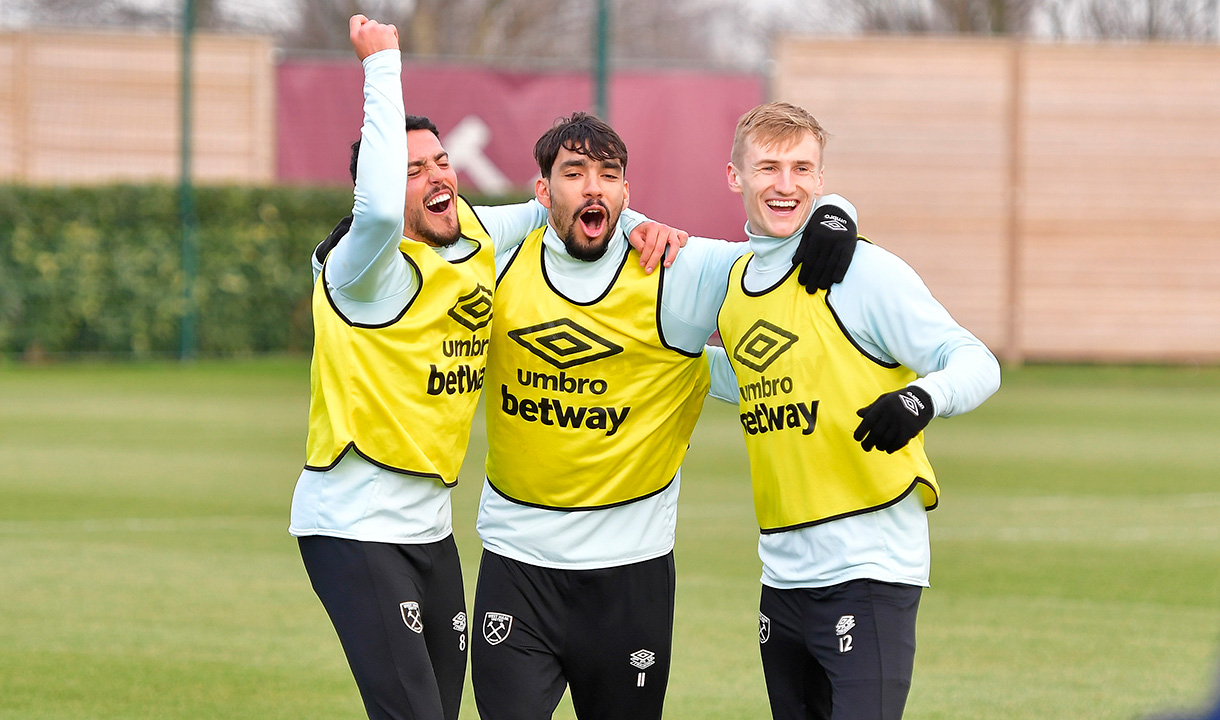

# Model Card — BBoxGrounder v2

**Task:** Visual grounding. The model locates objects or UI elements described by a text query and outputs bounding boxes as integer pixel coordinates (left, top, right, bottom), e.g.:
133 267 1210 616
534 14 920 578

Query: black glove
853 385 933 453
793 204 857 293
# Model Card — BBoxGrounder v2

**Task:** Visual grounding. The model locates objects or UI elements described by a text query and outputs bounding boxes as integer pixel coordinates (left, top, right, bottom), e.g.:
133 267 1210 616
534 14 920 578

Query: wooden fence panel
1020 43 1220 361
773 38 1014 356
774 36 1220 364
0 30 273 185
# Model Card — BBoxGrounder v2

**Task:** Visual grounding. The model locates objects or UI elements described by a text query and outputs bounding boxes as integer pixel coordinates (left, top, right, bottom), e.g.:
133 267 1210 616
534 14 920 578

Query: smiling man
710 102 1001 720
469 112 859 720
289 18 692 720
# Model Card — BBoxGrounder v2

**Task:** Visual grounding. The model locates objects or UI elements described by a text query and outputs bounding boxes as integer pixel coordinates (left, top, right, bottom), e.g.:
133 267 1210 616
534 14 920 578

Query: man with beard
471 112 860 720
290 18 687 720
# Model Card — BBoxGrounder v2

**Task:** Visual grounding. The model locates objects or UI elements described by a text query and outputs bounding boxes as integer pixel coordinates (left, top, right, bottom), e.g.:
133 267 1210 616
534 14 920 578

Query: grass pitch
0 359 1217 719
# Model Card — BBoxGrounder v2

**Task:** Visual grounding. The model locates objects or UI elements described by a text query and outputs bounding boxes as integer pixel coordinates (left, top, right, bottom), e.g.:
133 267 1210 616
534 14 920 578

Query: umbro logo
448 284 493 331
835 615 855 636
732 319 798 373
759 613 771 644
899 390 925 416
508 318 623 370
820 214 849 232
629 649 656 670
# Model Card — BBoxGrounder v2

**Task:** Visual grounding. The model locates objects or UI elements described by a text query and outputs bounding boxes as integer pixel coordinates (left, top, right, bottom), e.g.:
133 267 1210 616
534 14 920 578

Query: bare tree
828 0 1038 34
277 0 735 68
1039 0 1219 40
5 0 228 31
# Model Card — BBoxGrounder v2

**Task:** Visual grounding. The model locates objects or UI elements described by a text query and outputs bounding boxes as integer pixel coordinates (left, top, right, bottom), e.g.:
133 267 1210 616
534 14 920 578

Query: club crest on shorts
400 601 423 634
482 611 513 645
759 612 771 644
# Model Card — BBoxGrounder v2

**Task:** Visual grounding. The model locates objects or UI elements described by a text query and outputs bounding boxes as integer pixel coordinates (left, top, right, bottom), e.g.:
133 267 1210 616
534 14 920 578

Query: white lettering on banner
443 116 512 195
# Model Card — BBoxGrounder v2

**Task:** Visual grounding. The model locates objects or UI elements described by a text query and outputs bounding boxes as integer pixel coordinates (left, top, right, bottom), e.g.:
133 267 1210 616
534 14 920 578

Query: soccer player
709 101 1002 720
469 112 859 720
290 17 685 720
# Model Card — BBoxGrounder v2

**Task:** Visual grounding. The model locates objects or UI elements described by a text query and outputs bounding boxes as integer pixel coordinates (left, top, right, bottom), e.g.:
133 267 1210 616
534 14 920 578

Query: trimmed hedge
0 185 516 359
0 184 353 358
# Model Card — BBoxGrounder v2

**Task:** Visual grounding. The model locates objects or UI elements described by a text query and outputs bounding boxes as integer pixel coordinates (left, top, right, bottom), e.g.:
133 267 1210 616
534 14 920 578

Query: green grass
1 360 1217 719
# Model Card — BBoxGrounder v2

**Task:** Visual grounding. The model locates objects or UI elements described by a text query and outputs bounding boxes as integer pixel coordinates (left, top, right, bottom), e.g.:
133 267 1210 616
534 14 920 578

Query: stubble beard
407 208 461 248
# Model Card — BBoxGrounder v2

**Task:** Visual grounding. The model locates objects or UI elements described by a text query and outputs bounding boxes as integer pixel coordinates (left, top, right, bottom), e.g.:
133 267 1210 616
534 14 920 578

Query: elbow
984 356 1002 399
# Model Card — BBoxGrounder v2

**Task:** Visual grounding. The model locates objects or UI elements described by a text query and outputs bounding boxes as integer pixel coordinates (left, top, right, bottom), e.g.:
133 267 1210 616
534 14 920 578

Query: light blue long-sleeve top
705 211 1001 589
289 49 653 545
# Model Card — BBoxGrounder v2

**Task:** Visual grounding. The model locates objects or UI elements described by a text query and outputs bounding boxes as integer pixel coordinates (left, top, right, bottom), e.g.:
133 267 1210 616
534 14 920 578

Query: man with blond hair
708 101 1001 719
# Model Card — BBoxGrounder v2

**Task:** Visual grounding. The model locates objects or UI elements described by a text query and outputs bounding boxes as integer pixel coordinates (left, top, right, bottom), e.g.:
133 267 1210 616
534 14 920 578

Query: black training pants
471 549 676 720
759 579 921 720
299 535 468 720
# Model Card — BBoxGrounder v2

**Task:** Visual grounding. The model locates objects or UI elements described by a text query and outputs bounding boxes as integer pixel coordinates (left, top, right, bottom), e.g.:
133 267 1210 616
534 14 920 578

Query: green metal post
179 0 199 360
594 0 610 120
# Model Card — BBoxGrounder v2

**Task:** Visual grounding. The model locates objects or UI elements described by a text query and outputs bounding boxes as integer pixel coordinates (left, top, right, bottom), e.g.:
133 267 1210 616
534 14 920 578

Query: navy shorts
759 579 921 720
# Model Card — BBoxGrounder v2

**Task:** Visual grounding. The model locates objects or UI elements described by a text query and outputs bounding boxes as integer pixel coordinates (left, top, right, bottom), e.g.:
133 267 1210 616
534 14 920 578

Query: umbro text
516 369 608 395
738 375 794 402
442 336 490 358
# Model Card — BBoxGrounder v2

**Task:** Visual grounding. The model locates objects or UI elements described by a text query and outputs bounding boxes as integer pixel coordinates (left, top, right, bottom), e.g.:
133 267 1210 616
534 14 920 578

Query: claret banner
277 59 763 243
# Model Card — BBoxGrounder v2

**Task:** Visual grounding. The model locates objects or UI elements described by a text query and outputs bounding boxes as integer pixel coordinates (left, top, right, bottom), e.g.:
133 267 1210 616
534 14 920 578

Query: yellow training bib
484 228 710 509
305 198 494 486
717 253 938 532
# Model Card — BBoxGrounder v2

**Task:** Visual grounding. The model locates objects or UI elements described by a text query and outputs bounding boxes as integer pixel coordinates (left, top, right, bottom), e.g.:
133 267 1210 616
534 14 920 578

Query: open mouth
577 204 607 237
766 198 798 214
425 190 453 215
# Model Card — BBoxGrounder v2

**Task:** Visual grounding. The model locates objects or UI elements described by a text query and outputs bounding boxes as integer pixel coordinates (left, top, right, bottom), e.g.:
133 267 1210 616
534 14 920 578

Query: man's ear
726 162 742 195
623 179 630 209
535 177 552 209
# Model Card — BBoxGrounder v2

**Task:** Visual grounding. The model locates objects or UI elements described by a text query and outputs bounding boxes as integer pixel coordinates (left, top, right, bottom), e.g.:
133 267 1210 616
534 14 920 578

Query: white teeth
767 199 797 209
426 192 451 208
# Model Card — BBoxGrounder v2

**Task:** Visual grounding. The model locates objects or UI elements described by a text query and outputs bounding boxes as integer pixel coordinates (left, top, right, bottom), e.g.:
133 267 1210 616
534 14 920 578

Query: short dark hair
533 112 628 179
347 114 441 184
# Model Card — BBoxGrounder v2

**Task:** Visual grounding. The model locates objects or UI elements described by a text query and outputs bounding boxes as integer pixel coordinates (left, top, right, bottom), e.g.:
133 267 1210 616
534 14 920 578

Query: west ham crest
400 601 423 634
483 611 514 645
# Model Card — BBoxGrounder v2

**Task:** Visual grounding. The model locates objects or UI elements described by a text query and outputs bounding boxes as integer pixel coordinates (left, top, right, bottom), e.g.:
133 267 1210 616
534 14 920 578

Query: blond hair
730 102 828 169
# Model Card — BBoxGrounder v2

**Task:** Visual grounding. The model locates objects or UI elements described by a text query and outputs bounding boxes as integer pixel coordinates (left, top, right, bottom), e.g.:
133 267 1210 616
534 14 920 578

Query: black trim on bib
486 473 677 511
740 254 799 298
496 243 524 286
458 194 493 237
655 262 706 359
823 289 902 370
322 251 423 329
758 477 937 535
539 238 632 306
445 238 482 265
303 441 451 486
